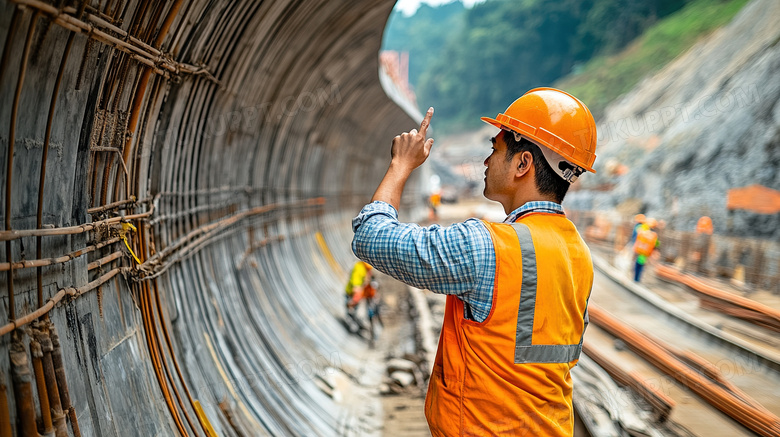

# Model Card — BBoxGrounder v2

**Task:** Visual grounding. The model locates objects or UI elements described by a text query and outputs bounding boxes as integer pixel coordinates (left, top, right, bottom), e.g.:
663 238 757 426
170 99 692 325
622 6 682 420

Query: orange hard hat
634 214 646 223
696 216 713 234
481 88 598 180
646 218 658 229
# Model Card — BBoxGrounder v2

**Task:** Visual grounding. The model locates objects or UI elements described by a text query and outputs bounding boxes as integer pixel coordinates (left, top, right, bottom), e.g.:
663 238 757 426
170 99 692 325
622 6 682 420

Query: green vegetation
382 0 748 131
556 0 749 119
382 2 467 90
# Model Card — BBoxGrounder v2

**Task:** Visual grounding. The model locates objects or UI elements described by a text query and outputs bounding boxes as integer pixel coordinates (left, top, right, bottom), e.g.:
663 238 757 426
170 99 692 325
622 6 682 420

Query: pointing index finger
419 107 434 136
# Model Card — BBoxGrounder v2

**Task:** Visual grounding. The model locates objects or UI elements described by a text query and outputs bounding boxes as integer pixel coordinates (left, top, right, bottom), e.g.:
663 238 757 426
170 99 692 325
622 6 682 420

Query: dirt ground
372 272 432 436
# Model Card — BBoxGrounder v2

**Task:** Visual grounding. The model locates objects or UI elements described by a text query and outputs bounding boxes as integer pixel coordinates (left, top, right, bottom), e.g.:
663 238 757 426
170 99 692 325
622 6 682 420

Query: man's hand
370 108 435 210
391 107 435 173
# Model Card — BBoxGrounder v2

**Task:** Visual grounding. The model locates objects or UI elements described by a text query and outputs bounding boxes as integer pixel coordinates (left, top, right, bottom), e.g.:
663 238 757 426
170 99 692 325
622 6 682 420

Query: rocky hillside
567 0 780 239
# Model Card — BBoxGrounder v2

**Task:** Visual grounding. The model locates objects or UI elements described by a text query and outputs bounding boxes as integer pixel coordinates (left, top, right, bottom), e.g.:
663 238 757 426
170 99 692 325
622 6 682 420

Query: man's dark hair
502 131 569 203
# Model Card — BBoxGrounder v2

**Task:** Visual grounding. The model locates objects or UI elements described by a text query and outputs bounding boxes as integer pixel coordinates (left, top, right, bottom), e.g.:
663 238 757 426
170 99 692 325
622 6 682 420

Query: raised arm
371 107 434 210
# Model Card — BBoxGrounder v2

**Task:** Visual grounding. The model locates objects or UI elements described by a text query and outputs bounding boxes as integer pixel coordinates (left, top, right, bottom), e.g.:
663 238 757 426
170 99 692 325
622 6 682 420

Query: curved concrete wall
0 0 414 435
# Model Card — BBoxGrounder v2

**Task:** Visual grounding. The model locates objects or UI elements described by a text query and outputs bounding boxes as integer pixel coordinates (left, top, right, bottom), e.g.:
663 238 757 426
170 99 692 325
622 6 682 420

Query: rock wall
570 0 780 239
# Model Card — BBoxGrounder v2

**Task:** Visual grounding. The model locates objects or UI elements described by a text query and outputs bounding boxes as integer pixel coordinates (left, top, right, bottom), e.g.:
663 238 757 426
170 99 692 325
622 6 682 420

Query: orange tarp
726 184 780 214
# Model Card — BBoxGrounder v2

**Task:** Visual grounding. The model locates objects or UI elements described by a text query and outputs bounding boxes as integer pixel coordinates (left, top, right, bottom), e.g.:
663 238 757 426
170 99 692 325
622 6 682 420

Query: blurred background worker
352 88 597 436
631 213 647 243
693 215 714 273
633 218 660 282
345 261 374 333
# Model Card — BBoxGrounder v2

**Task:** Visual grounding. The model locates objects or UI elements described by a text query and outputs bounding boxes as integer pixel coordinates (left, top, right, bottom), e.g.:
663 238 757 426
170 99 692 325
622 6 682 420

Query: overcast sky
394 0 487 16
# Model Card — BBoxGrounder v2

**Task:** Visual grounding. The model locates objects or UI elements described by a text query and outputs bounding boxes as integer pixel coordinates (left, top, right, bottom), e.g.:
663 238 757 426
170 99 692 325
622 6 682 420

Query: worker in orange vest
633 218 659 282
352 88 596 436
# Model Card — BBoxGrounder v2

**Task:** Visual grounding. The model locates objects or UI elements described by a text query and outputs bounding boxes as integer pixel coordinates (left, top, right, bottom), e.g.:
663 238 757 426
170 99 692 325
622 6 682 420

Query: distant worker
633 218 659 282
696 216 714 235
428 190 442 221
630 213 646 243
353 88 597 436
345 261 373 332
693 216 713 273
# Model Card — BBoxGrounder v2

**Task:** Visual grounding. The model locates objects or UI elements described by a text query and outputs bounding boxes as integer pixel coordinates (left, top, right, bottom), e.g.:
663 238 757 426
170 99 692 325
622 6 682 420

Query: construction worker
693 216 713 273
630 213 646 243
633 218 659 282
345 261 373 333
352 88 596 436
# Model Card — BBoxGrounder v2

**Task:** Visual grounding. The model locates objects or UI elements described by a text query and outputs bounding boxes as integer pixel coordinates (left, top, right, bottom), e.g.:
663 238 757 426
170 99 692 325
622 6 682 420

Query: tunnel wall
0 0 416 435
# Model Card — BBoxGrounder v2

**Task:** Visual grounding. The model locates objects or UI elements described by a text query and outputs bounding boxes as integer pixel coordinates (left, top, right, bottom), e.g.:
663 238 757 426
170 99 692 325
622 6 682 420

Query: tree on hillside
406 0 688 131
382 2 467 90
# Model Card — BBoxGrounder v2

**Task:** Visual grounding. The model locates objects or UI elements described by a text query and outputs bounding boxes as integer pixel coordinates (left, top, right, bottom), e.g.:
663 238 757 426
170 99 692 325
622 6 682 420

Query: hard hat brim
480 116 597 174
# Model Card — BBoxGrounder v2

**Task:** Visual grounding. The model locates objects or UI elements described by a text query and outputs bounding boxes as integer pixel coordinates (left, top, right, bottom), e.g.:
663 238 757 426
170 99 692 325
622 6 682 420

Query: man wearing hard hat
352 88 596 436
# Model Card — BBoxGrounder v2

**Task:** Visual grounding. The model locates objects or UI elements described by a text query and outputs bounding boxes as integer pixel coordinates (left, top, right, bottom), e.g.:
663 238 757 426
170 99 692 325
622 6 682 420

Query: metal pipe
30 337 54 434
10 336 38 436
50 328 80 437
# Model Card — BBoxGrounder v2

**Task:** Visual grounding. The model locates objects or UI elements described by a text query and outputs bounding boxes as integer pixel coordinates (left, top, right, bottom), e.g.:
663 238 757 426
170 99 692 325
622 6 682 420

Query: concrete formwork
0 0 415 435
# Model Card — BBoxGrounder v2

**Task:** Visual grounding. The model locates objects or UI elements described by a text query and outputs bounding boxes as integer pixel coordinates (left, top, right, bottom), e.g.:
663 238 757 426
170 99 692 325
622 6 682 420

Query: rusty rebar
30 336 54 434
0 6 21 85
87 196 140 214
0 236 122 272
8 0 217 80
10 336 38 436
37 329 62 412
0 268 127 336
6 9 42 326
35 328 67 437
121 0 185 180
37 0 90 314
0 370 11 437
50 328 80 437
153 279 209 435
0 205 153 241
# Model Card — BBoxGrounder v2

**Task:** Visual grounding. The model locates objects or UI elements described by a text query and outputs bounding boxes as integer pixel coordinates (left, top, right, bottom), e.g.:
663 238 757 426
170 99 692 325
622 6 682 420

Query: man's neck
503 194 557 215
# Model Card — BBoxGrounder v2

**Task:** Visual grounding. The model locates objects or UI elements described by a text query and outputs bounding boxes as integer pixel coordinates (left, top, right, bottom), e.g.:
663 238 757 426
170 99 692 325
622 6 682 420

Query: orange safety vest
633 229 658 257
425 213 593 436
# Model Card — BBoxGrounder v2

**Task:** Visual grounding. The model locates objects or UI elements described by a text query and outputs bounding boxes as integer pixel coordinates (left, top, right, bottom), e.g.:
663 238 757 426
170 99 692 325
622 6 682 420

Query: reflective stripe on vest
512 223 586 364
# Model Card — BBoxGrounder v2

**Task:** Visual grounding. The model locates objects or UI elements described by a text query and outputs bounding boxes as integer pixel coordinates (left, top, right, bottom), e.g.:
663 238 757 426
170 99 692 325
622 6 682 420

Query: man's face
483 131 515 203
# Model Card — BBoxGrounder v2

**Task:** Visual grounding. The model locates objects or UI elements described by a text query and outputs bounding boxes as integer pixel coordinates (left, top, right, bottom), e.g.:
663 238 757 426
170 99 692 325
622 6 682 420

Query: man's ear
515 151 533 178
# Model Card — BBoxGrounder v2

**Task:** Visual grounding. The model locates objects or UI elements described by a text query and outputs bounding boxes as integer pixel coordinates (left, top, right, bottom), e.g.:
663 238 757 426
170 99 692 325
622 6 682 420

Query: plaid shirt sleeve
351 201 496 321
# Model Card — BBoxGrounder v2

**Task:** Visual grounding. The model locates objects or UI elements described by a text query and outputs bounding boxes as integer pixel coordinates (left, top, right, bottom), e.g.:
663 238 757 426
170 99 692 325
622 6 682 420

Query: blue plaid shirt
351 200 565 322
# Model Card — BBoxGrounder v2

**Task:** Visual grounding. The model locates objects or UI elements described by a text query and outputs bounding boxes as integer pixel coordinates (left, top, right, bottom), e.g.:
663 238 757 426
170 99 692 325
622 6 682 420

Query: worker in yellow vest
352 88 597 436
345 261 373 333
633 218 659 282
